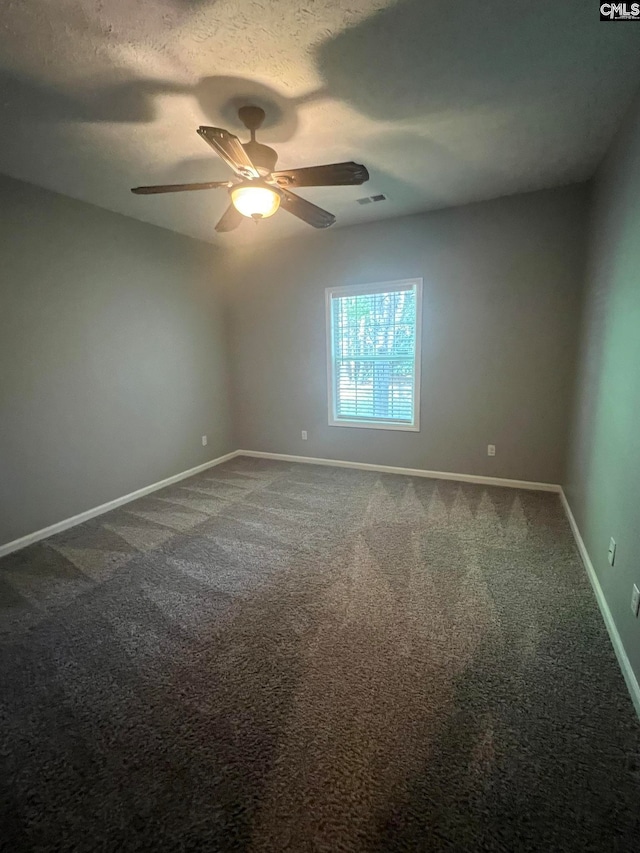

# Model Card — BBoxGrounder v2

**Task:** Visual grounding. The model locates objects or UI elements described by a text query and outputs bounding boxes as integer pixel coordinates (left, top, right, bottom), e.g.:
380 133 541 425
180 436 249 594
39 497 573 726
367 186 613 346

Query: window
325 278 422 431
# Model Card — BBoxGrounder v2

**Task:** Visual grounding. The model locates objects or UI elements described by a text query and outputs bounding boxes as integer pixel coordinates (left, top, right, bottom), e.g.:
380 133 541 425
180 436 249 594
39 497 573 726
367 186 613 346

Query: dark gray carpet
1 457 639 852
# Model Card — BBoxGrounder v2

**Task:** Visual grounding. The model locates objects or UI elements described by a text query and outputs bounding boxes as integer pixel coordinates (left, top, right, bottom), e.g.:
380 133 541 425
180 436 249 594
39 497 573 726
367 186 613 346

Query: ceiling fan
131 106 369 233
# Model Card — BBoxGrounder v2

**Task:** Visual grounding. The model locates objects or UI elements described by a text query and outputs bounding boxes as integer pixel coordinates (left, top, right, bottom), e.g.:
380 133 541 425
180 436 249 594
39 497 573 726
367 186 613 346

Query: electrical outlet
631 585 640 618
201 435 207 447
301 430 308 441
487 444 496 457
608 537 616 567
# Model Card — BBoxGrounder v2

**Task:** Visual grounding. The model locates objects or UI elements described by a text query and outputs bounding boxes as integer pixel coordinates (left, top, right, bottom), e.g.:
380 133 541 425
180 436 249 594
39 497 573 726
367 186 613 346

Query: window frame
325 278 423 432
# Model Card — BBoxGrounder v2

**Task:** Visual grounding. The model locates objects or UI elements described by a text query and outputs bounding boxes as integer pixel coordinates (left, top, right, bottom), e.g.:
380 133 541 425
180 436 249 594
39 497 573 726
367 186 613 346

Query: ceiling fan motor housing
242 140 278 175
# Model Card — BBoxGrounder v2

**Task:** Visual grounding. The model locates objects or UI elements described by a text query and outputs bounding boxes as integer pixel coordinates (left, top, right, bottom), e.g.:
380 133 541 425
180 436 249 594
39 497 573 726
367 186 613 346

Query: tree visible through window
326 279 422 430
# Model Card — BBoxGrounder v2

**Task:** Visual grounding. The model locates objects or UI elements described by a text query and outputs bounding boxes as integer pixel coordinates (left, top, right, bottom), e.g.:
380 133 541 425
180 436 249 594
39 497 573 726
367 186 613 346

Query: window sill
328 419 420 432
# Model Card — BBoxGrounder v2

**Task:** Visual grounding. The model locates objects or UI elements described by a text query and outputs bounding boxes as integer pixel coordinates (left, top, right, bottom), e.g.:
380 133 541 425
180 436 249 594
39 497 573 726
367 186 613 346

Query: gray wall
226 185 588 483
0 174 232 547
565 94 640 685
0 175 594 550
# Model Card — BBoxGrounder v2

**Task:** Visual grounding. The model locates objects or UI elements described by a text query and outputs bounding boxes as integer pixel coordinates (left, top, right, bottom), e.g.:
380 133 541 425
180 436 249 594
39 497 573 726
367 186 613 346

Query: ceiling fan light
230 183 280 219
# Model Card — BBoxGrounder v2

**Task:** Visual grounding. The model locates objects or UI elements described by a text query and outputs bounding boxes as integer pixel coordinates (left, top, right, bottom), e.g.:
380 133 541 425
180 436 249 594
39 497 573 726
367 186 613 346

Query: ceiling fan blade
272 161 369 188
197 126 260 179
215 203 244 233
279 190 336 229
131 181 231 195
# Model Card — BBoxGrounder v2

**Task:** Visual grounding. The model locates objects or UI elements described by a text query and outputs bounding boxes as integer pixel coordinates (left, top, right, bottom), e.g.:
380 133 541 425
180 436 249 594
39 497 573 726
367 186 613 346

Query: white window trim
325 278 422 432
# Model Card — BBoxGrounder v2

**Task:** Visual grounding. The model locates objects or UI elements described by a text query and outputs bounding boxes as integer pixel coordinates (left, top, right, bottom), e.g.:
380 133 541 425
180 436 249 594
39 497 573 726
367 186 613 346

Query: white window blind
326 279 422 430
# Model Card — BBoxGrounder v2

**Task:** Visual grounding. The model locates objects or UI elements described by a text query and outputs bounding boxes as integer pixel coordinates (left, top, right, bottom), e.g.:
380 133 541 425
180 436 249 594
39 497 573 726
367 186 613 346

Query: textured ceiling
1 0 639 247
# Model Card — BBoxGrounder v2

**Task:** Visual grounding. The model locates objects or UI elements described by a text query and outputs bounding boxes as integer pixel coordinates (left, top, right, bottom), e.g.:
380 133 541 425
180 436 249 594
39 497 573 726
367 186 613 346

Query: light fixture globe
230 181 280 220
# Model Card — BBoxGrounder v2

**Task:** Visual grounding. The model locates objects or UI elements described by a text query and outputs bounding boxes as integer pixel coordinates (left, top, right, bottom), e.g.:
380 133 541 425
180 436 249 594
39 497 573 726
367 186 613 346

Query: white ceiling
1 0 639 247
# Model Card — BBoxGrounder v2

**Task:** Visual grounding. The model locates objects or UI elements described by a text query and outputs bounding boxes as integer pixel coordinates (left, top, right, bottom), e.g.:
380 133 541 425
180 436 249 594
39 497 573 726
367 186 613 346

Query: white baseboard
559 489 640 720
237 450 561 493
0 450 240 559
